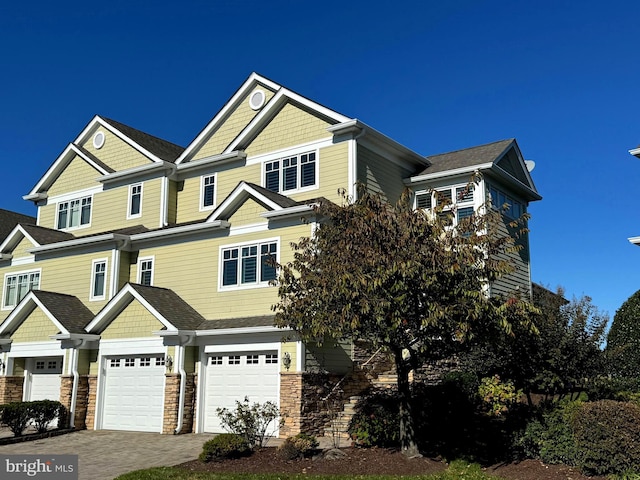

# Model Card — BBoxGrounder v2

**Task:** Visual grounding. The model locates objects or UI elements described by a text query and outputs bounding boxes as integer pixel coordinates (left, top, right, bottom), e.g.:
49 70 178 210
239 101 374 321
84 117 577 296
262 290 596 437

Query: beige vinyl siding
357 145 412 204
11 237 36 260
78 349 98 376
99 300 164 339
175 174 205 224
217 163 262 202
245 103 332 158
194 86 276 160
228 199 268 227
11 309 60 342
167 180 178 224
47 155 102 198
80 126 154 172
133 223 311 319
314 142 349 203
92 179 163 231
305 339 353 374
490 215 531 299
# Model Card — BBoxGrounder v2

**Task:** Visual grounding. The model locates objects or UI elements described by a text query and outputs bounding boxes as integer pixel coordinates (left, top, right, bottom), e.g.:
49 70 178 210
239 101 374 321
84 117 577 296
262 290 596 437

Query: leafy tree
273 184 536 456
606 289 640 378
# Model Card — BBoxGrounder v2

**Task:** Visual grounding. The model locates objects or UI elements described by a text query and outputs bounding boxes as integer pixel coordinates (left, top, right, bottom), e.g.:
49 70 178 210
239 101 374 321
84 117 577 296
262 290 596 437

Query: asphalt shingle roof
31 290 95 334
418 139 514 175
21 224 75 245
128 283 205 330
0 209 36 243
100 117 185 163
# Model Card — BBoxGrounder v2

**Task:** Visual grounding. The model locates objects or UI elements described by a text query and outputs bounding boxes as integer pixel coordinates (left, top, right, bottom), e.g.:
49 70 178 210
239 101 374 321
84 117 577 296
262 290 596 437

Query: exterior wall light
282 352 291 371
165 355 173 372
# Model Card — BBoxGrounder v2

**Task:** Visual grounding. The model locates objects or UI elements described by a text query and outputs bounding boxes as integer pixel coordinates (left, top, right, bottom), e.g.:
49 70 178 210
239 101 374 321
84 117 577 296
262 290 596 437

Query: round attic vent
93 131 106 149
249 89 266 110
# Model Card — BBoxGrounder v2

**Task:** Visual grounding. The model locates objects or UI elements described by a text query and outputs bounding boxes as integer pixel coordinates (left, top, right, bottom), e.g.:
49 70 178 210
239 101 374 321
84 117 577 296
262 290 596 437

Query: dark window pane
223 259 238 286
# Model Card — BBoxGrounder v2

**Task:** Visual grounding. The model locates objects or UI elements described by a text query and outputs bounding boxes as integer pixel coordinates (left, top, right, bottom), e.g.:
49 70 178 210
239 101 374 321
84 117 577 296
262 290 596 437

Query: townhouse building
0 73 540 436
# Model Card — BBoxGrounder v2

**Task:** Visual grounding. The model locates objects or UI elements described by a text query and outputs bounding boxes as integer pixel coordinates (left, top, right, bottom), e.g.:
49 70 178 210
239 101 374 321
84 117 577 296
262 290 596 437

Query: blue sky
1 0 638 324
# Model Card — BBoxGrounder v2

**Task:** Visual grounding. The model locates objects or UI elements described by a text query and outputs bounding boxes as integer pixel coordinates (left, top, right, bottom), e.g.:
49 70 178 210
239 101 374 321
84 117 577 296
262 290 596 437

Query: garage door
29 357 62 401
204 351 279 433
101 355 165 432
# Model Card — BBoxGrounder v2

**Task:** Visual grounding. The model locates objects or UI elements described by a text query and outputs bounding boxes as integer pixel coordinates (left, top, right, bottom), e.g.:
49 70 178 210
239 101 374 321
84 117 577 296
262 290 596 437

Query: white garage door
29 357 62 401
204 351 279 433
102 355 165 432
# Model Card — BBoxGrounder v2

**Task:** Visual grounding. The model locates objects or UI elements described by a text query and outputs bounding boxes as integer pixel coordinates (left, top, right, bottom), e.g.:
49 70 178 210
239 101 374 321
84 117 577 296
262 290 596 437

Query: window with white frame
201 174 216 209
488 185 525 219
90 259 107 300
3 270 40 309
220 240 278 289
128 183 142 218
264 151 317 193
415 184 476 227
57 196 92 230
138 257 154 286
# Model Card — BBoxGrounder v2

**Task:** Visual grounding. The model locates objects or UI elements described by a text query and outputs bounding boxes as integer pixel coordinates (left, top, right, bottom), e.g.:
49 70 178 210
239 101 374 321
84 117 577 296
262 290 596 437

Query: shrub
278 433 319 460
478 375 522 417
572 400 640 476
216 397 281 448
0 402 32 436
199 433 251 462
29 400 65 433
347 390 399 447
586 376 640 401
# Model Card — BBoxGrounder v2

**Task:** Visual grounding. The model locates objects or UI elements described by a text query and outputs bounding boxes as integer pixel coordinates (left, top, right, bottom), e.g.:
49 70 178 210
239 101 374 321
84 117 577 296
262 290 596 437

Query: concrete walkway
0 430 215 480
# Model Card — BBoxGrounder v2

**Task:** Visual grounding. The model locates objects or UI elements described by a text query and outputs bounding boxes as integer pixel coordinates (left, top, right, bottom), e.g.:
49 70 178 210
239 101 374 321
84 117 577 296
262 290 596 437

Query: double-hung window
3 270 40 309
57 196 92 230
128 183 142 218
201 174 216 209
220 240 278 289
91 259 107 300
138 257 154 286
264 151 317 193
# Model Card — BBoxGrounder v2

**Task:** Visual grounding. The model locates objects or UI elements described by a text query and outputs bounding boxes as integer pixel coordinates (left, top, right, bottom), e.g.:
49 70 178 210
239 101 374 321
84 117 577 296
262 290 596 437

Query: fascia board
406 163 494 184
129 221 230 243
195 326 287 336
176 73 281 164
28 233 129 255
85 286 133 333
628 236 640 246
95 116 166 164
176 151 247 175
208 182 283 221
0 254 12 261
70 144 111 175
260 204 315 219
629 147 640 157
50 333 101 341
0 225 40 254
0 293 68 336
97 161 176 184
489 164 542 201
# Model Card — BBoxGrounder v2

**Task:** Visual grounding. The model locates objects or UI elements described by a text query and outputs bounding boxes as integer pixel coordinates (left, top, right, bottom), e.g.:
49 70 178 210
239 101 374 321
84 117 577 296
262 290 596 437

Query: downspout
69 340 86 429
174 334 194 434
161 164 178 228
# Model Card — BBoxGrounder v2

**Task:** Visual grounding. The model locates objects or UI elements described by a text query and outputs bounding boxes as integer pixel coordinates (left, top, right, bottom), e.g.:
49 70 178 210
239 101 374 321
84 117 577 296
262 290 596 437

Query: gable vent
249 89 266 110
93 131 106 149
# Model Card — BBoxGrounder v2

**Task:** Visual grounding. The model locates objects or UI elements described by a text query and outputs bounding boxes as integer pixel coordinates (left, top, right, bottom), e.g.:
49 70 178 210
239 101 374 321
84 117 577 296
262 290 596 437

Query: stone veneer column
279 372 303 438
59 375 73 428
162 373 196 434
0 376 24 404
84 375 98 430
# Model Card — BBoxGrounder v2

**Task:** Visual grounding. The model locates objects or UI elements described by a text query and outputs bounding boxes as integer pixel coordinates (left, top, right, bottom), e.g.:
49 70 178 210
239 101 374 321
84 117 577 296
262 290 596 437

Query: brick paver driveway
0 430 215 480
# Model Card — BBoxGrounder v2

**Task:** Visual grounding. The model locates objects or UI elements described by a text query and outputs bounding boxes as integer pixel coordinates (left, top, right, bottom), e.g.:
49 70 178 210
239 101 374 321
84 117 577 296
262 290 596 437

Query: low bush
347 390 399 447
29 400 65 433
278 433 319 460
199 433 251 462
0 402 32 436
216 397 281 448
572 400 640 476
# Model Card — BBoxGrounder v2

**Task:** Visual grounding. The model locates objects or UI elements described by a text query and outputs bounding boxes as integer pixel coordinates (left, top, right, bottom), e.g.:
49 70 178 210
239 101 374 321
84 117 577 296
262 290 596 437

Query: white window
266 354 278 364
415 184 476 227
124 358 135 367
201 174 216 210
128 183 143 218
90 259 107 301
220 240 278 289
140 357 151 367
155 356 165 367
3 270 40 309
110 358 121 368
57 196 92 230
264 151 317 193
210 356 223 366
228 355 241 365
489 186 525 219
138 257 154 286
246 354 259 365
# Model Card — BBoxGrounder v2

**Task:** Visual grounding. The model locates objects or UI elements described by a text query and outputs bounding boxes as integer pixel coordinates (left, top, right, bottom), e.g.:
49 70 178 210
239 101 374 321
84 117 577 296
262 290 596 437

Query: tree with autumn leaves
273 183 537 457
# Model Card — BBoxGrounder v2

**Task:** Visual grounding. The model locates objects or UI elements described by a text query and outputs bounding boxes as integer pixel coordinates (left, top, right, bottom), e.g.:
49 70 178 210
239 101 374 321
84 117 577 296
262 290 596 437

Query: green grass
114 460 501 480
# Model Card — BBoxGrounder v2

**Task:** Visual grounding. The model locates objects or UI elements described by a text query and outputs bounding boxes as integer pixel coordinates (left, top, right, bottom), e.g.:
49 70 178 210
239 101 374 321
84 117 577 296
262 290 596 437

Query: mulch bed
179 447 608 479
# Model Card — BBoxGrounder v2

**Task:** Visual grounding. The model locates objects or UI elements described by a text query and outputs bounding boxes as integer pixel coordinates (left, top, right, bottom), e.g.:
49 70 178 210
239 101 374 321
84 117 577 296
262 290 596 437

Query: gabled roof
410 139 541 201
207 181 317 222
0 224 73 257
0 209 36 243
177 72 351 164
86 283 205 334
0 290 94 337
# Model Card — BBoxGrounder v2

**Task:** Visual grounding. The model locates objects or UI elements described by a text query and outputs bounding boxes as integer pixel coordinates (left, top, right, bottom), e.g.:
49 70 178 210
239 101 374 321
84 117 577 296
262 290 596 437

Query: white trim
129 220 230 243
199 173 217 212
260 204 315 219
195 326 285 337
5 341 63 358
47 186 102 204
110 249 119 299
177 152 247 173
29 233 129 255
203 341 280 353
207 182 283 222
218 237 280 292
0 225 40 255
629 236 640 245
348 138 357 200
630 147 640 157
249 89 266 110
137 255 155 286
90 258 108 301
10 257 35 266
127 182 143 219
54 193 94 232
407 163 495 184
229 222 269 236
261 148 320 196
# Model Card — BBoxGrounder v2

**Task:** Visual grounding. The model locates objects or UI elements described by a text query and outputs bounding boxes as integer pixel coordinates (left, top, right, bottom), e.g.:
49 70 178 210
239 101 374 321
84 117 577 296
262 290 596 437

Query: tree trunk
394 350 421 457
